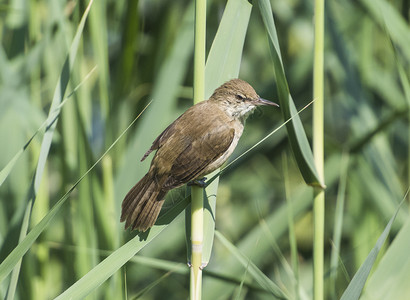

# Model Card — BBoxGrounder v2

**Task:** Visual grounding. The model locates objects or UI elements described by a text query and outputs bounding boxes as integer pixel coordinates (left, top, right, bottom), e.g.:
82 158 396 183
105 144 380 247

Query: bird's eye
236 94 245 100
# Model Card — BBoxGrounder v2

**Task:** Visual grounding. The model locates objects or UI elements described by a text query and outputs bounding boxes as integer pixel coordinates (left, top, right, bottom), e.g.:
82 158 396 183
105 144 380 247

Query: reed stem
313 0 325 299
190 0 206 298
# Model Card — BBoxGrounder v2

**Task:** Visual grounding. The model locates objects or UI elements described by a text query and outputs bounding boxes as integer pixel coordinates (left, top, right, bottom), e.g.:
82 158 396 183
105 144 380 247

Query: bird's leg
187 177 207 188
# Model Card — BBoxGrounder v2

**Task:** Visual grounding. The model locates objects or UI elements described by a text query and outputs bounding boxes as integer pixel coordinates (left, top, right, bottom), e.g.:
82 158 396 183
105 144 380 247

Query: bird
121 79 279 231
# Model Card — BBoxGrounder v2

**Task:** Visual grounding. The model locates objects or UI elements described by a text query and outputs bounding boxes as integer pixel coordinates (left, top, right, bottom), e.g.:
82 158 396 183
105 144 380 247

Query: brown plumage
121 79 278 231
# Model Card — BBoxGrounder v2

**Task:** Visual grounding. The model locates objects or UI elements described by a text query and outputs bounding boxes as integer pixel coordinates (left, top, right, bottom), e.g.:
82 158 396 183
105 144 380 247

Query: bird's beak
256 97 279 107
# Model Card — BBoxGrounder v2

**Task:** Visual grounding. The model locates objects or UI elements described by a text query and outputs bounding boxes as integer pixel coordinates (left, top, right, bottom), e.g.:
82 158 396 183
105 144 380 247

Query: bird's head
210 79 279 121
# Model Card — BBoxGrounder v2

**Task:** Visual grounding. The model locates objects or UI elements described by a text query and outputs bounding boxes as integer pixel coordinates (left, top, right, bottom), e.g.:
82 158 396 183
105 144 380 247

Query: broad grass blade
360 219 410 300
215 231 288 299
340 197 406 300
204 0 252 97
257 0 323 188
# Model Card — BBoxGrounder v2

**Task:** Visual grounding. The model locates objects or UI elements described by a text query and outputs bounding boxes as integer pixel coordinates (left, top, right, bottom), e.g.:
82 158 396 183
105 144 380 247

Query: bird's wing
163 125 235 189
141 122 178 162
141 101 211 162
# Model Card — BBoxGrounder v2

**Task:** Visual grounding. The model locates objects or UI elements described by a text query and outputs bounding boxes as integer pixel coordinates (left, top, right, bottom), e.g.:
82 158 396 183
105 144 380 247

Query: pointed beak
256 97 279 107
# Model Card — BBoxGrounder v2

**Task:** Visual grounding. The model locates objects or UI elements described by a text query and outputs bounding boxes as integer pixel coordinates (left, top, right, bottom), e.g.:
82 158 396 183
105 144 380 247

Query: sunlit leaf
257 0 323 188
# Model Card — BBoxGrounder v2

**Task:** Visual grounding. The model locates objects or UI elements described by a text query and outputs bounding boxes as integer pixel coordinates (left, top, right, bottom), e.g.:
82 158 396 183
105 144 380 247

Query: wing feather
144 101 237 189
164 126 235 188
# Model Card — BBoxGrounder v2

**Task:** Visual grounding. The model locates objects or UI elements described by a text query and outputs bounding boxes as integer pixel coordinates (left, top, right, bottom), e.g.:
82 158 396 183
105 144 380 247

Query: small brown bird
121 79 278 231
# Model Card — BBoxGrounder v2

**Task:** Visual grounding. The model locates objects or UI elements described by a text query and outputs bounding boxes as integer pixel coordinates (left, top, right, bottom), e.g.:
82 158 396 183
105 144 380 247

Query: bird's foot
187 177 207 188
187 261 208 270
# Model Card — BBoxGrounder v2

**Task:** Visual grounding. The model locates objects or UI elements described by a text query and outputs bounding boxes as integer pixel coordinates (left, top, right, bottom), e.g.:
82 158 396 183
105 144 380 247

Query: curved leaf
257 0 324 188
340 197 406 300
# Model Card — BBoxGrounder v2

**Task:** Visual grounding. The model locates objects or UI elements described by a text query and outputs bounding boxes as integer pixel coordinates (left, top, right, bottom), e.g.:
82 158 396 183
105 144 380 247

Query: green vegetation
0 0 409 299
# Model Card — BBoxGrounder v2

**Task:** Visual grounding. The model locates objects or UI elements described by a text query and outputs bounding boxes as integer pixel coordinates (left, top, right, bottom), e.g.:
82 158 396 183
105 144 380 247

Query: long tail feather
121 174 167 231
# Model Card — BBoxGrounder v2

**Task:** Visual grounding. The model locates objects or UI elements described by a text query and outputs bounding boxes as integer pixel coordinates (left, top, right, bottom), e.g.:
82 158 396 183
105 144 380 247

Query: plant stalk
313 0 325 299
190 187 204 300
190 0 206 298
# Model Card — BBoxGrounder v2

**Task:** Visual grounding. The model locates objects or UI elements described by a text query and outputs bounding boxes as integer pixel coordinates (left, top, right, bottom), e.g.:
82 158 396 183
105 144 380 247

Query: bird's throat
222 102 256 123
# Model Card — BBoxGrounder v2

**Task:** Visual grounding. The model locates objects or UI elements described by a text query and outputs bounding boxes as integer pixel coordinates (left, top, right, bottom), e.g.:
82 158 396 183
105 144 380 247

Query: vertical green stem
193 0 206 105
313 0 325 299
190 0 206 299
190 187 204 299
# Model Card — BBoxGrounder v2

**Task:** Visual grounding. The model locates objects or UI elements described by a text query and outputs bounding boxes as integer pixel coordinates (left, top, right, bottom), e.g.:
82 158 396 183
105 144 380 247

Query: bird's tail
121 173 167 231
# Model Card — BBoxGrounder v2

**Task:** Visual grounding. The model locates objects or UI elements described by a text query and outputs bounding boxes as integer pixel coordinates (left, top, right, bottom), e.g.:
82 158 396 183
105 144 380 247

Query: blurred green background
0 0 409 299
